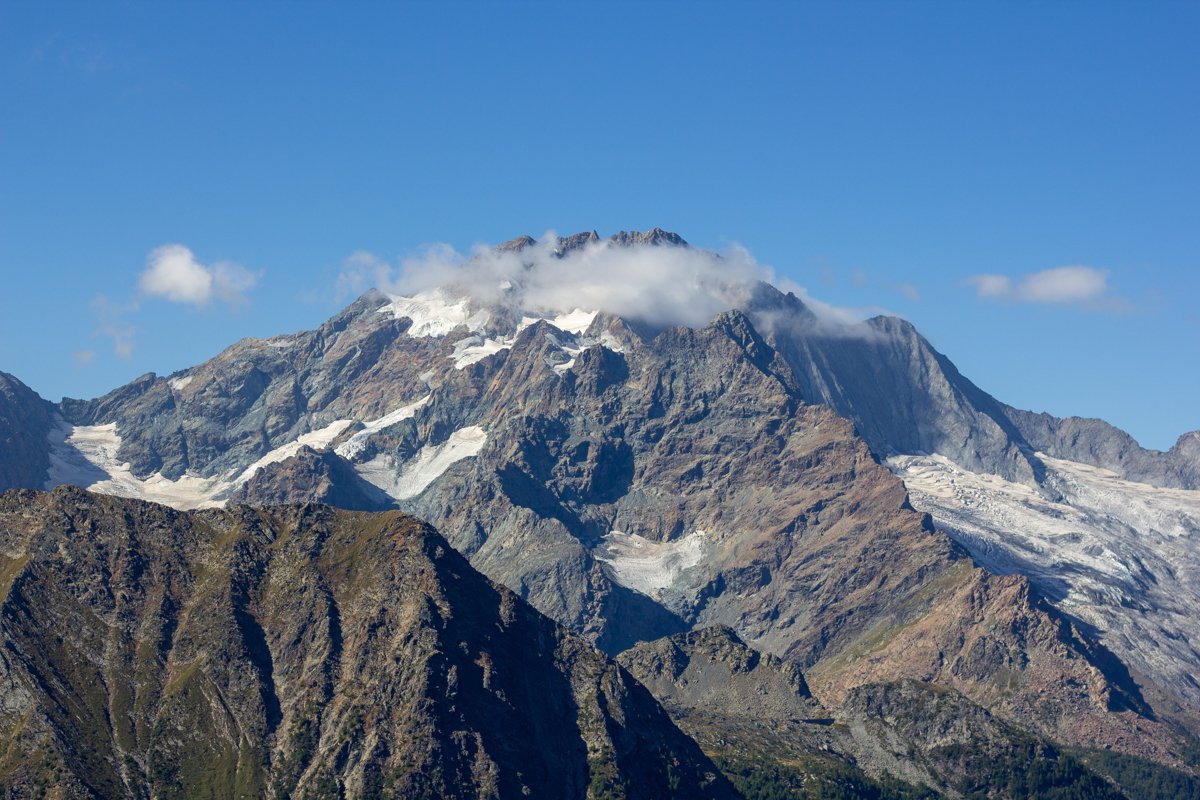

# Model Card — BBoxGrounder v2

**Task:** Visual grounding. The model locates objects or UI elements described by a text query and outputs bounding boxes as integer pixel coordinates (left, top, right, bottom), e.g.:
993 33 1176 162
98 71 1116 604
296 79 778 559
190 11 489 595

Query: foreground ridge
0 487 737 799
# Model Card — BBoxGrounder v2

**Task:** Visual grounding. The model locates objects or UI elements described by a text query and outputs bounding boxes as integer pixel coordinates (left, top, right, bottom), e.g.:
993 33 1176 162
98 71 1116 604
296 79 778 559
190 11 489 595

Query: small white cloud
963 274 1012 298
891 282 920 302
963 265 1127 311
73 349 96 368
138 244 257 307
1016 265 1109 303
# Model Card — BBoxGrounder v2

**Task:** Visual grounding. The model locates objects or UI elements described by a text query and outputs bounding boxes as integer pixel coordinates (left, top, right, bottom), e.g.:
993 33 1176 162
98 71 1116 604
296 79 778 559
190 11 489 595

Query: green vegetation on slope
932 737 1124 800
713 750 936 800
1068 747 1200 800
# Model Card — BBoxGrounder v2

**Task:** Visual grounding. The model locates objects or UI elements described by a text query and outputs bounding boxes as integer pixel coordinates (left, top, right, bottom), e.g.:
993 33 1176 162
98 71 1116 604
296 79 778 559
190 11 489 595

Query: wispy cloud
138 244 257 307
890 282 920 302
73 349 96 369
90 296 138 359
962 265 1129 311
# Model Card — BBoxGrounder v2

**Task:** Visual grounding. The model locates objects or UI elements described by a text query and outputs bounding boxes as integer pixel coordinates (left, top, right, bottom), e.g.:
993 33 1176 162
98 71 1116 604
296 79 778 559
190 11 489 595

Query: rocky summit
1 228 1199 797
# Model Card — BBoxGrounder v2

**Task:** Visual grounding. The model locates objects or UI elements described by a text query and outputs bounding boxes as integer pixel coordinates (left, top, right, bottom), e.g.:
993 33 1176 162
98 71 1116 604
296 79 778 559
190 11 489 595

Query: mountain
0 486 737 799
617 627 1139 800
4 228 1199 770
0 371 55 494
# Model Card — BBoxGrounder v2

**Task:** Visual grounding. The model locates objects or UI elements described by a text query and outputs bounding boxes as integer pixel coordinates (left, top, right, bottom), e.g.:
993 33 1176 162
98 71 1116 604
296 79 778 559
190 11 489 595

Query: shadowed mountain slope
0 371 54 494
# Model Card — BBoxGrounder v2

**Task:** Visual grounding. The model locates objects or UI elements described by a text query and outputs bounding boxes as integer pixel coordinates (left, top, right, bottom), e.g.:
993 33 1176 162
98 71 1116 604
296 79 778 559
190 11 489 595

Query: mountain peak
494 228 689 258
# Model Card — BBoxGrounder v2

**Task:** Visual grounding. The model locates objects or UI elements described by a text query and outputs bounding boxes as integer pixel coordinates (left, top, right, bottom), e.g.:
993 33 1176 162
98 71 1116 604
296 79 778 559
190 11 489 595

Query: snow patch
549 308 597 334
594 530 707 596
450 336 511 369
379 289 487 338
167 375 193 391
334 395 431 460
45 419 234 510
355 426 487 500
599 330 625 353
236 419 355 483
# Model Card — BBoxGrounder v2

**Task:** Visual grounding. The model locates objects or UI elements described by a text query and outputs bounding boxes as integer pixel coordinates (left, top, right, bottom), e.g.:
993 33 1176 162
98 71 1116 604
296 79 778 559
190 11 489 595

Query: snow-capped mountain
2 228 1198 769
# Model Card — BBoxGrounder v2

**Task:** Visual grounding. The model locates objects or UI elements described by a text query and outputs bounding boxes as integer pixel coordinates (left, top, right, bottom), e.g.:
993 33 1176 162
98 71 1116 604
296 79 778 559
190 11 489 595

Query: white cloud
891 282 920 302
343 232 896 338
963 265 1127 310
356 233 772 331
138 244 257 307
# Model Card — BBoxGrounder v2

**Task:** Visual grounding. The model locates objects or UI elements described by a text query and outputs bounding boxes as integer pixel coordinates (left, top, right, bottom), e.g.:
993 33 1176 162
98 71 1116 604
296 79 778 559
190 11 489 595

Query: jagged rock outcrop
0 486 737 799
0 370 53 493
617 626 822 723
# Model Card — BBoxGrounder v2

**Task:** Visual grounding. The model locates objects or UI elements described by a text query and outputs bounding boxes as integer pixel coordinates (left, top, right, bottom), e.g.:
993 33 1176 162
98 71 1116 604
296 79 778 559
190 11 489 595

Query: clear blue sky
2 1 1197 451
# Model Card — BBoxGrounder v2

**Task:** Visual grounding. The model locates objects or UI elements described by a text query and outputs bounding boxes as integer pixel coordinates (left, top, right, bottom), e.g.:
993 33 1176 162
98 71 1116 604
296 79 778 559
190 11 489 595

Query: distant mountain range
2 229 1198 798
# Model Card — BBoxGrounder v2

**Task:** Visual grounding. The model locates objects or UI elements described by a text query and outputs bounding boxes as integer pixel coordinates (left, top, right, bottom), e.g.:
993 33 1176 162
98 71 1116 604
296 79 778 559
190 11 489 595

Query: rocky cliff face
0 371 53 493
0 486 736 800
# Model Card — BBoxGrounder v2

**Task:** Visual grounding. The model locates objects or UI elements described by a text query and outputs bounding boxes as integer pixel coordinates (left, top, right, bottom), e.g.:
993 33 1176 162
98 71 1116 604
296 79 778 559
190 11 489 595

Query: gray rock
0 370 54 493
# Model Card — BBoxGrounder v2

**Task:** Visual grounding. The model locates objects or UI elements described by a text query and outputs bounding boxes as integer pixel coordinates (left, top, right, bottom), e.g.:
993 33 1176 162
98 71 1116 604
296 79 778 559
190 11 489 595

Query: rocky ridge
618 628 1133 799
0 486 737 799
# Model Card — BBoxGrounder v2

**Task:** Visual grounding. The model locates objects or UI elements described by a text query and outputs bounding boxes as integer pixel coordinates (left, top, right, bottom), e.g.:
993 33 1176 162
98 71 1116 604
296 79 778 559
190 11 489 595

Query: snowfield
890 452 1200 707
355 425 487 500
42 394 478 510
379 289 490 337
380 290 617 371
335 395 431 460
45 419 233 509
593 530 708 596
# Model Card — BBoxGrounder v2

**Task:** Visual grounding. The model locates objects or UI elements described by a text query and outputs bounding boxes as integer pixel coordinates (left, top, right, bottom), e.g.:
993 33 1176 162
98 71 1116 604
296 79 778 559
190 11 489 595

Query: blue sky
1 1 1196 451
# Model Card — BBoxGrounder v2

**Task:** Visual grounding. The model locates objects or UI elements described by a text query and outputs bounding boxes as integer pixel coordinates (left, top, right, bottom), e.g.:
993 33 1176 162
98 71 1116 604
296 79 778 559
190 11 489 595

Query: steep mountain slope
0 371 54 494
744 286 1047 487
0 486 736 800
890 452 1200 712
618 628 1131 799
